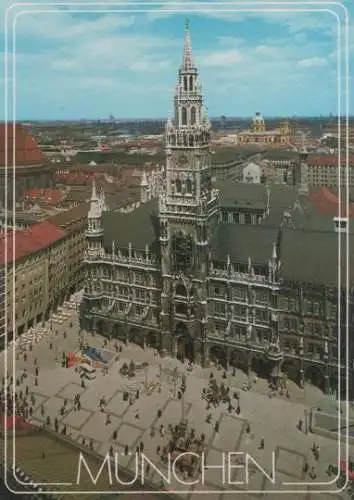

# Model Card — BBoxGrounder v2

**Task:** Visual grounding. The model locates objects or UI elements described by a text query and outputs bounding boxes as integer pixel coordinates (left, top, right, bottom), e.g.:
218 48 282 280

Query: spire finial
182 18 193 69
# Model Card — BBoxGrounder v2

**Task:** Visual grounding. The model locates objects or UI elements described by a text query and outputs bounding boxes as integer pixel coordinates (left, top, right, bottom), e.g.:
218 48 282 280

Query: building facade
238 113 293 145
81 25 352 398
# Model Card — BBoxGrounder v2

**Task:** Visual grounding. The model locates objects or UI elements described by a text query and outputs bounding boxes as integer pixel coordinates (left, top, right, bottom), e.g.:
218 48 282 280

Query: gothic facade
81 25 352 399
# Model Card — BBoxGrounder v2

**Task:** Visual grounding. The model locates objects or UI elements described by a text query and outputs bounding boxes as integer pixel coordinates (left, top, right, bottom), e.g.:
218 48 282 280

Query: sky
1 0 353 120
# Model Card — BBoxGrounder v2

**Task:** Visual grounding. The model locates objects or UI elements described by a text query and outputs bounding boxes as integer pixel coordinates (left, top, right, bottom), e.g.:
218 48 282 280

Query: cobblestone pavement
1 303 352 500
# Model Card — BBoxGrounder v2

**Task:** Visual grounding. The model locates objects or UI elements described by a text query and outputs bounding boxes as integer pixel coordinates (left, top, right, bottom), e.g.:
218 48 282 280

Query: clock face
179 154 188 165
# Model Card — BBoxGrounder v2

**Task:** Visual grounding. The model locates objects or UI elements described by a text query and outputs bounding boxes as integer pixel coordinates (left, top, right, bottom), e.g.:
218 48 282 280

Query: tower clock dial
178 154 188 165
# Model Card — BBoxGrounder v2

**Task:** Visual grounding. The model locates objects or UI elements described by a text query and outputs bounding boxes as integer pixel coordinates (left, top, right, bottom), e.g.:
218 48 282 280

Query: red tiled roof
0 123 45 166
22 188 63 203
307 155 354 167
0 221 66 265
311 187 354 218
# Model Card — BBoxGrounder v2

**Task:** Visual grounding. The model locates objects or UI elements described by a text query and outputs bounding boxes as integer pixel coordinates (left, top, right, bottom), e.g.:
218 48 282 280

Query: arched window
171 134 176 146
175 178 182 193
190 107 196 125
189 76 193 91
185 178 192 194
183 77 188 91
189 135 194 147
181 107 187 125
183 135 188 146
176 284 187 297
176 303 188 315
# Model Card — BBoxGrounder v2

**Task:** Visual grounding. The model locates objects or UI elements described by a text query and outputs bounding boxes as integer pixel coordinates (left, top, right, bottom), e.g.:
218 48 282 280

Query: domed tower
250 112 266 132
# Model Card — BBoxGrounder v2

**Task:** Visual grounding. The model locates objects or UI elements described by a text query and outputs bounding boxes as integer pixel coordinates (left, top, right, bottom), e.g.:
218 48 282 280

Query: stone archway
129 327 145 347
175 322 194 362
304 364 325 392
96 319 108 335
209 345 227 368
147 331 159 349
112 323 126 342
280 358 301 385
252 356 273 380
230 350 249 374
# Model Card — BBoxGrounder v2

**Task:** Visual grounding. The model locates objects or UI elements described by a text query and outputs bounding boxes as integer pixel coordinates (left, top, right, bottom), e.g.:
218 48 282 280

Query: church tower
158 21 218 362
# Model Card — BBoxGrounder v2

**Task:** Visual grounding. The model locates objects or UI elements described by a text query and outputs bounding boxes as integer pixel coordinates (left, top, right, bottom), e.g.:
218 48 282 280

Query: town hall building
81 24 353 399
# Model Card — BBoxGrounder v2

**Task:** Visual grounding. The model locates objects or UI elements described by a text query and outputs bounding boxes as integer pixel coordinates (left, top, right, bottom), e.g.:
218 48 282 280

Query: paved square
276 447 306 479
106 391 130 417
61 408 92 430
80 412 122 441
116 423 142 448
212 414 245 451
38 396 64 418
58 382 85 400
3 305 353 499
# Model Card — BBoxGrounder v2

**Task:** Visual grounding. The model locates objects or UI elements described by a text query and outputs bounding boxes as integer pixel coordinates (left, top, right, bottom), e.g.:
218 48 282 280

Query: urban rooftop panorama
0 4 353 500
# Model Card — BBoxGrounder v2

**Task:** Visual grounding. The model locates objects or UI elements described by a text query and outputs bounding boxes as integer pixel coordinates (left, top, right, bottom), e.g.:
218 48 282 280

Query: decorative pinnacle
182 18 193 69
91 178 97 200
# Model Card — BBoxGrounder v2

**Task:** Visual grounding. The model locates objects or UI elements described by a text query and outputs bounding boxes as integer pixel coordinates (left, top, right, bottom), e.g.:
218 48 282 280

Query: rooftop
0 221 66 265
0 124 45 166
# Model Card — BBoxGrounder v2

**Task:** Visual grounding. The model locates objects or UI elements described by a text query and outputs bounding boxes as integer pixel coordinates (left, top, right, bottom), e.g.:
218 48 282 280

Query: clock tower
158 21 218 363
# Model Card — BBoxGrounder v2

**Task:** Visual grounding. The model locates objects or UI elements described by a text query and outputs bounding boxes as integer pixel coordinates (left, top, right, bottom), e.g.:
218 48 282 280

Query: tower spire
182 18 193 69
91 178 98 201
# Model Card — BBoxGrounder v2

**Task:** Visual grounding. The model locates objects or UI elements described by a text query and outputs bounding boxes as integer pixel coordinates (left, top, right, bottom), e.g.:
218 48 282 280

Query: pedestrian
23 353 27 362
298 419 303 431
157 409 162 418
259 438 264 449
236 405 240 415
214 421 219 433
136 390 139 399
156 445 161 455
303 461 309 473
25 385 29 396
49 342 52 350
140 441 144 452
124 444 129 455
246 424 250 434
35 367 39 378
135 410 139 420
109 445 114 456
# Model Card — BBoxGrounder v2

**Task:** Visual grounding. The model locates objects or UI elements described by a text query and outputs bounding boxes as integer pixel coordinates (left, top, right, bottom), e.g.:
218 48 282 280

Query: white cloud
199 49 242 67
298 57 328 68
14 12 135 39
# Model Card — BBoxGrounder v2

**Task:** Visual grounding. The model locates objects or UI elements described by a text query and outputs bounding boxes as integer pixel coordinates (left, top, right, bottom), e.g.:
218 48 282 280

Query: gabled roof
0 123 45 166
0 221 66 265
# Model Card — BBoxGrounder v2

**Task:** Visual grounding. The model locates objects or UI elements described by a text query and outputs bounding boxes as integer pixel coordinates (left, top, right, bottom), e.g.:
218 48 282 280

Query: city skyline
1 1 352 121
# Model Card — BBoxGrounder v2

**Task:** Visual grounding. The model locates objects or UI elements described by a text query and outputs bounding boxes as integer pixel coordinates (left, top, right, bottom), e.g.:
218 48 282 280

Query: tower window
176 284 187 297
183 135 188 146
183 77 188 92
175 178 182 193
185 178 192 194
189 76 193 91
181 107 187 125
189 135 194 147
190 107 196 125
171 134 176 146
